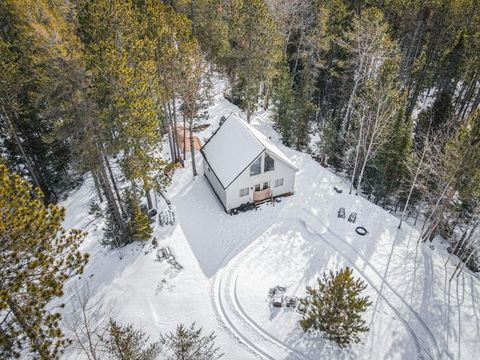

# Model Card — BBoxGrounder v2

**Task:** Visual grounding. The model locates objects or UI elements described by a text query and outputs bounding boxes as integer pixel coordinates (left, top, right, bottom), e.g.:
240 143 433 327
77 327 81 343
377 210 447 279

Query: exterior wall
203 159 227 210
225 151 296 211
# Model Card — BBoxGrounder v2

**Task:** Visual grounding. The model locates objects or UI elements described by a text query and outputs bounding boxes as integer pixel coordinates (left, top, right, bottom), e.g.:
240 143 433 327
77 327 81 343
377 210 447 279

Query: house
200 115 298 212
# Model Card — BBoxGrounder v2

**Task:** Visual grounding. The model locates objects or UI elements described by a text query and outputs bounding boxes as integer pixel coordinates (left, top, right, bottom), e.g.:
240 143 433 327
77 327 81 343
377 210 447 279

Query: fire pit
355 226 368 236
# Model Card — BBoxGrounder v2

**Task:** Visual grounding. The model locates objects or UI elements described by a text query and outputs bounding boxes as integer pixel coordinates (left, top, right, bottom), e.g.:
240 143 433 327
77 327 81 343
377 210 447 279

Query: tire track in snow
231 276 311 360
221 214 429 360
213 266 275 360
300 210 441 359
211 221 285 360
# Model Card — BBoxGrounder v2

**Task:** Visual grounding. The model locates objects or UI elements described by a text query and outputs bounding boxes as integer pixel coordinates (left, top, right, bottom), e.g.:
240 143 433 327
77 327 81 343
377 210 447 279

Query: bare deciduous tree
63 282 113 360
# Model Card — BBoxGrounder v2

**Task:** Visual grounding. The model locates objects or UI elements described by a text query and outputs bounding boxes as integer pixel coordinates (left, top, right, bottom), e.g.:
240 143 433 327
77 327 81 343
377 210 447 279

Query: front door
253 181 271 202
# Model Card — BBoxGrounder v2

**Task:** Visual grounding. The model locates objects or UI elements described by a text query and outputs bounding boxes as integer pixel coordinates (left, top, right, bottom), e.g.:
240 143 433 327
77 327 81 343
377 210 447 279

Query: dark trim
201 114 297 193
203 174 228 213
200 149 227 190
199 112 234 152
224 150 265 190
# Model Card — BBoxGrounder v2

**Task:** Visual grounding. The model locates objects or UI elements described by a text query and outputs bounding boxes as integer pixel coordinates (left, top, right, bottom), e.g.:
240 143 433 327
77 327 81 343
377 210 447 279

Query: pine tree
0 164 88 359
272 62 295 146
300 267 371 348
159 323 223 360
0 0 86 200
124 189 153 242
171 0 230 67
103 199 130 249
369 100 413 203
100 319 160 360
227 0 282 122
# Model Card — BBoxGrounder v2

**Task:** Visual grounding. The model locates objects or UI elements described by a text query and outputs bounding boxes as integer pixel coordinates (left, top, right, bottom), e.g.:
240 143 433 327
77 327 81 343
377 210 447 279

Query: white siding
203 160 227 210
225 151 296 211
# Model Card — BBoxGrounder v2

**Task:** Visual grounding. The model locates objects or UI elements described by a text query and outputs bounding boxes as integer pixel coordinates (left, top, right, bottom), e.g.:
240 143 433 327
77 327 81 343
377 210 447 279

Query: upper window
250 157 261 176
264 153 275 172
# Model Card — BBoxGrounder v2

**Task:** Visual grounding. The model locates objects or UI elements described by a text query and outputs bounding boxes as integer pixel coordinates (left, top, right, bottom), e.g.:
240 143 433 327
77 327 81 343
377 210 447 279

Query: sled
348 212 357 223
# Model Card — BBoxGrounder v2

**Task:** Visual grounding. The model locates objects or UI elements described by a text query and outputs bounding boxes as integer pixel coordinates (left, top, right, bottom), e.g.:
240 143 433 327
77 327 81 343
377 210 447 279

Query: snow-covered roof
201 115 298 189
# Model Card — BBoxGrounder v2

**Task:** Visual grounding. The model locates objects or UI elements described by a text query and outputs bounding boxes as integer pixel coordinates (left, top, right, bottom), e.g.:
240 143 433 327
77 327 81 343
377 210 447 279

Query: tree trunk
183 115 187 160
166 102 177 161
163 103 175 162
103 153 123 215
399 142 428 228
189 118 197 177
92 170 104 203
145 187 153 209
6 297 50 359
420 177 454 242
355 154 368 196
1 104 43 193
171 95 182 163
349 114 364 195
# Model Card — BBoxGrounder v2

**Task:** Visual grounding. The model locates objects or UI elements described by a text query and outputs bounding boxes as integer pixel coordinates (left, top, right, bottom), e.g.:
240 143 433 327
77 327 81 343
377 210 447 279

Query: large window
274 178 284 187
250 157 261 176
264 153 275 172
239 187 249 197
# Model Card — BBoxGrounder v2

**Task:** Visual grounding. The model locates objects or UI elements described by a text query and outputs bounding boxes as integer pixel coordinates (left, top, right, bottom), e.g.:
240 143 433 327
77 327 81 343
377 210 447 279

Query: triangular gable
201 115 297 189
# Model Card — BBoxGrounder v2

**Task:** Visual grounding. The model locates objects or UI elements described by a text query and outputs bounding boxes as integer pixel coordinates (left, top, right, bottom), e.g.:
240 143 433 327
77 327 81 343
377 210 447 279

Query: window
264 153 275 172
263 181 270 190
250 157 261 176
239 187 249 197
274 178 284 187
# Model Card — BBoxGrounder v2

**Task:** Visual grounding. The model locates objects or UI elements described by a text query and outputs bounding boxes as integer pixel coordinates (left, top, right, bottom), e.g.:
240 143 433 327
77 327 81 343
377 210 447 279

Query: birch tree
349 61 402 196
421 111 480 242
339 7 397 137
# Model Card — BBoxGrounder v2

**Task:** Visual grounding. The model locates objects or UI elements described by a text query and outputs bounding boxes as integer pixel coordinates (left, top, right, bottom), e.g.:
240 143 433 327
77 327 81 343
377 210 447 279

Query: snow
201 114 296 189
59 75 480 360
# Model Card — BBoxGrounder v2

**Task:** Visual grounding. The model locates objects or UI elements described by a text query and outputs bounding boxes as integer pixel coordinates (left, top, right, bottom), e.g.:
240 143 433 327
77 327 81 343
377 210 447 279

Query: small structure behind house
176 125 202 153
200 115 298 212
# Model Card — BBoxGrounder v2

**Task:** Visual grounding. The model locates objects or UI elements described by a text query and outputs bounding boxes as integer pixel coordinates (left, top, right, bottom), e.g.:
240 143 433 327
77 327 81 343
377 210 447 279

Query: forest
0 0 479 359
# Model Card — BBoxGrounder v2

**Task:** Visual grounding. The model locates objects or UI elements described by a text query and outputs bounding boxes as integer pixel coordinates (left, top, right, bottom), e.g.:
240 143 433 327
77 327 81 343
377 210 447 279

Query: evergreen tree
300 267 371 348
103 199 130 249
227 0 282 122
124 189 153 242
159 323 223 360
100 319 160 360
369 101 413 203
0 165 88 359
171 0 230 67
103 189 153 247
0 0 86 200
272 62 295 146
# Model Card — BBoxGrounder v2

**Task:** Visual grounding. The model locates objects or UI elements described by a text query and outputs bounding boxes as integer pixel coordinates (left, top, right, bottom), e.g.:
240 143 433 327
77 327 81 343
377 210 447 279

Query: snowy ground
59 76 480 360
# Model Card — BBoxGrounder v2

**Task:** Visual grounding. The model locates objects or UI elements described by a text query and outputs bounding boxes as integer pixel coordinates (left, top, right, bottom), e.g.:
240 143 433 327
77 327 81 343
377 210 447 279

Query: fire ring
355 226 368 236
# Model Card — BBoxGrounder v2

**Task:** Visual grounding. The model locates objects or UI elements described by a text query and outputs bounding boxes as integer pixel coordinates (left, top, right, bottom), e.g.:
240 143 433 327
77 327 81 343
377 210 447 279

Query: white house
200 115 298 212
